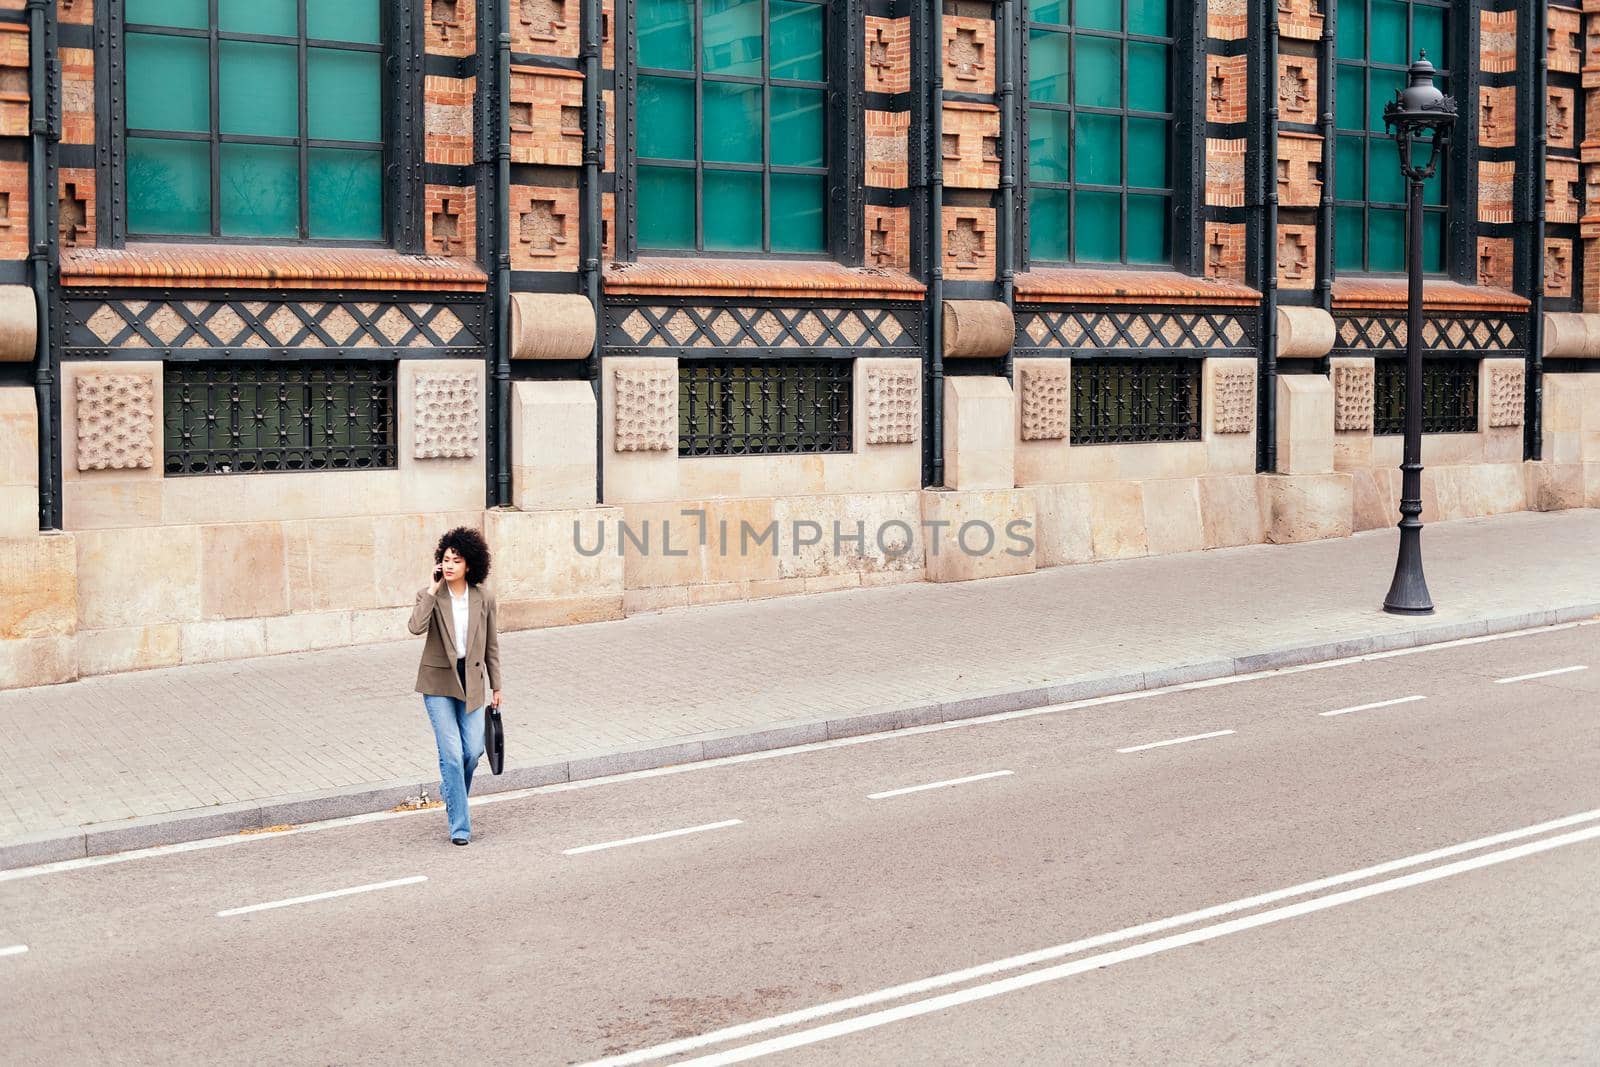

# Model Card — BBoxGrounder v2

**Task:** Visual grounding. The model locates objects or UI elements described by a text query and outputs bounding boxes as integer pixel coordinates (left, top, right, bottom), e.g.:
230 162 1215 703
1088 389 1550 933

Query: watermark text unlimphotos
573 509 1034 558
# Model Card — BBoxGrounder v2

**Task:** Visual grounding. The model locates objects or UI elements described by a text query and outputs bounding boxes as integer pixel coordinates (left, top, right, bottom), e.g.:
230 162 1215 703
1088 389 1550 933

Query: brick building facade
0 0 1596 689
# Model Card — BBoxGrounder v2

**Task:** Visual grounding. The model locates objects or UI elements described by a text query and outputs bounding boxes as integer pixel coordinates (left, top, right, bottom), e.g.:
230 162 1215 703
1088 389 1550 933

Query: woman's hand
490 690 502 709
430 569 444 595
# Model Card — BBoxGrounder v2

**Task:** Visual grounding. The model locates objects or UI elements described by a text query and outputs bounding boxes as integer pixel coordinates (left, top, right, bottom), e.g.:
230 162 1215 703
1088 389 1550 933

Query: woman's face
439 547 467 583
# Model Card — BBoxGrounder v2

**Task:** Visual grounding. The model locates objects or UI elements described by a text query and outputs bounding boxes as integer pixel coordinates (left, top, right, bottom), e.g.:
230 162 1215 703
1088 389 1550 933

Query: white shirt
448 584 469 660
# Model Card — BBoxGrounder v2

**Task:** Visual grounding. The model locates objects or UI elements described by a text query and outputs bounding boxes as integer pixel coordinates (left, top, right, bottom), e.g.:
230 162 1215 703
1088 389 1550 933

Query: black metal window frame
100 0 428 250
163 360 399 476
679 357 854 456
1373 355 1478 435
1069 356 1203 445
615 0 866 264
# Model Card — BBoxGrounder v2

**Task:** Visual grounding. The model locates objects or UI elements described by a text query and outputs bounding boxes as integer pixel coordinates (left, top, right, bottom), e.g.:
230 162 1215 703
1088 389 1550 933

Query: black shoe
452 837 469 846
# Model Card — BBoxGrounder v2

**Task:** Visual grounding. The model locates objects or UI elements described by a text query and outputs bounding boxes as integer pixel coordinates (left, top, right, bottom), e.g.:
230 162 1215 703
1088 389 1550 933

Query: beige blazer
408 583 501 710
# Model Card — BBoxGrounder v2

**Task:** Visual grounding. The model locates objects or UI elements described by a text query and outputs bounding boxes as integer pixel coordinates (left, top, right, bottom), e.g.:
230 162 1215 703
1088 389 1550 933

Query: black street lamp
1380 54 1456 616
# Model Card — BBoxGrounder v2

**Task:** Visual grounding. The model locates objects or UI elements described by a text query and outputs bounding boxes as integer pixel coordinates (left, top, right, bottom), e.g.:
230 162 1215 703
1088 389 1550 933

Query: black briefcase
485 704 505 775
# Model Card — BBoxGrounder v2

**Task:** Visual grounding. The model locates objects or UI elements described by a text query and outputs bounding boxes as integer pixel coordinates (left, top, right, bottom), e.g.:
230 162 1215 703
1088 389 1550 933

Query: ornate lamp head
1382 53 1456 178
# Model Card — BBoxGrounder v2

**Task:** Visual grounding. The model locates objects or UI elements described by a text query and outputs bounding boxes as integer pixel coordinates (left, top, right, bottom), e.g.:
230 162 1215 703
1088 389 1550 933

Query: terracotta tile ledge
61 244 489 292
603 258 925 301
1015 268 1261 307
1332 278 1529 312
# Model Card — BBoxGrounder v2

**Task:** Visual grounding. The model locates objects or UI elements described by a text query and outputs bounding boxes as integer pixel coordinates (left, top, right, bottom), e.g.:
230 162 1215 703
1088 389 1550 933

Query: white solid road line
867 770 1014 800
1319 694 1427 718
669 822 1600 1066
215 875 427 918
582 805 1600 1067
562 819 743 856
0 944 26 958
1115 730 1234 754
1495 665 1588 684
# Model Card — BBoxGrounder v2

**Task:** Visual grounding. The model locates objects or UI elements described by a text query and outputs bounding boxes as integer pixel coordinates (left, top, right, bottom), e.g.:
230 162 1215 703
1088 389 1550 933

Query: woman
408 526 502 845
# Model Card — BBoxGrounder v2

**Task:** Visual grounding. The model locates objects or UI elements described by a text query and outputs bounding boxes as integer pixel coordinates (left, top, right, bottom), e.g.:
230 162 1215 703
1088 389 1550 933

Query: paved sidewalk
3 508 1599 861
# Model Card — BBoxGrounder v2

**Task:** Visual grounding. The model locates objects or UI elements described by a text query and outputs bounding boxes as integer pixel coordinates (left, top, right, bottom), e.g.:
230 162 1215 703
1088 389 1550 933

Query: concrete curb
5 602 1597 872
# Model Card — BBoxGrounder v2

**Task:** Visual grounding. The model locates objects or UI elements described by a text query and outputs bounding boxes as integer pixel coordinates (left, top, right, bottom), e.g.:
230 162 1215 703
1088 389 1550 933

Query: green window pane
1367 139 1403 203
1126 194 1170 265
1127 0 1169 37
1369 0 1408 65
220 143 300 238
1028 108 1071 182
1029 188 1071 261
220 41 299 138
638 76 695 159
1127 43 1169 113
1127 118 1168 188
127 138 211 235
1334 206 1365 271
704 82 763 163
219 0 296 36
308 0 382 45
1032 0 1065 24
703 170 763 251
309 49 382 141
126 33 210 133
126 0 207 28
1028 30 1071 104
1335 134 1365 199
771 0 824 81
309 149 382 240
1074 191 1121 262
1075 37 1122 109
703 0 762 76
1076 0 1121 32
1413 6 1446 67
771 87 824 167
1075 113 1121 185
1421 211 1445 273
771 173 825 253
637 166 695 248
1367 208 1405 272
1336 0 1365 59
638 0 693 69
1368 69 1404 132
1335 64 1365 130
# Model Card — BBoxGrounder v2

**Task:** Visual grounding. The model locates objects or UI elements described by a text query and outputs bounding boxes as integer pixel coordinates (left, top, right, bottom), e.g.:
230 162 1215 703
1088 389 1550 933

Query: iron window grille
1070 357 1201 445
679 359 852 455
164 361 398 476
1374 357 1478 435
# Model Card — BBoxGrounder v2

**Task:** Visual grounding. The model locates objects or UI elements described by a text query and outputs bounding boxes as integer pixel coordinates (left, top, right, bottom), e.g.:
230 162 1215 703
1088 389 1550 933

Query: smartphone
433 567 443 582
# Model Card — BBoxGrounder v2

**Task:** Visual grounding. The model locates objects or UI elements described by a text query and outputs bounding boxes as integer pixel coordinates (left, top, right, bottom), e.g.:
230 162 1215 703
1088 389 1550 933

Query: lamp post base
1382 526 1434 616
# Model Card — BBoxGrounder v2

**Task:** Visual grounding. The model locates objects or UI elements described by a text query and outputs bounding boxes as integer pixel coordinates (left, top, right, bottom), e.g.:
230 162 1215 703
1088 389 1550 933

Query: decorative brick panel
1278 132 1323 209
1476 237 1514 290
865 205 911 270
604 87 616 171
1207 55 1248 125
942 103 1000 190
1586 238 1600 313
1278 224 1315 291
1206 138 1246 207
1204 222 1247 284
865 365 918 445
1478 161 1514 224
1488 364 1525 429
61 47 93 145
1277 0 1322 42
1479 10 1515 75
0 159 26 260
425 75 475 166
58 0 93 25
602 191 616 259
612 367 675 452
1547 238 1575 299
0 26 28 138
513 0 579 58
1551 7 1582 76
1550 87 1577 150
1549 158 1581 224
602 0 615 69
413 372 481 459
1019 363 1068 442
425 185 477 258
511 185 579 272
1211 368 1255 434
510 66 583 167
76 374 155 471
1207 0 1246 41
942 207 995 280
1333 363 1374 432
866 17 910 95
426 0 476 57
866 110 909 189
1478 85 1515 149
943 15 994 95
1278 56 1317 124
59 168 94 248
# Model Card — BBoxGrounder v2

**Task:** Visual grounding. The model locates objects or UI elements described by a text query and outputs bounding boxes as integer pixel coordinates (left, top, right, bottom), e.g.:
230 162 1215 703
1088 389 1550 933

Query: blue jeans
423 695 486 841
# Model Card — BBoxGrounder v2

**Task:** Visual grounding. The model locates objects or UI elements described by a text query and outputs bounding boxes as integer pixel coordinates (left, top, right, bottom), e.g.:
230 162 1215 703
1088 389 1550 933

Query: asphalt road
2 621 1597 1065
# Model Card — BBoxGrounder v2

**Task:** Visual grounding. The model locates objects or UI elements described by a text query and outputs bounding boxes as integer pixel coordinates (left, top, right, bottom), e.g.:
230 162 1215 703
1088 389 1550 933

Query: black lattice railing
1374 358 1479 436
679 360 853 457
164 362 397 476
1070 358 1202 445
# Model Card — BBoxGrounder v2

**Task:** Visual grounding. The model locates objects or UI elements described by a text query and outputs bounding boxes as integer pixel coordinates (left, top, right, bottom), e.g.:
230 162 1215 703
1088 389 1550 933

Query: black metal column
1383 171 1434 616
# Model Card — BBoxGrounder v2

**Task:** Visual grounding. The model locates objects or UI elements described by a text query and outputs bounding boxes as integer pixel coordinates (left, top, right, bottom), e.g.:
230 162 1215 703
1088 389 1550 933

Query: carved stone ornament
1211 368 1255 434
76 373 155 470
1019 364 1068 442
1332 363 1375 432
413 372 481 459
1488 365 1525 429
865 365 918 445
613 367 676 452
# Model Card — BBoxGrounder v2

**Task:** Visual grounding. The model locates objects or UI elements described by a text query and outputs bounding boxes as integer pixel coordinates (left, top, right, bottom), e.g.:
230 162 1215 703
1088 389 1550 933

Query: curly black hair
435 526 492 586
